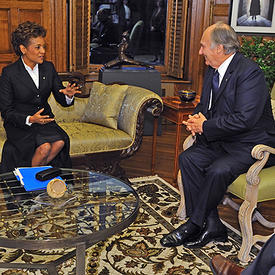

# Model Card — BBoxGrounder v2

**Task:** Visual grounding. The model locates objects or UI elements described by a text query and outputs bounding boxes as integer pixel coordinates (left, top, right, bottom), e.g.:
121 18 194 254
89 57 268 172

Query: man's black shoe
160 221 201 247
183 219 227 249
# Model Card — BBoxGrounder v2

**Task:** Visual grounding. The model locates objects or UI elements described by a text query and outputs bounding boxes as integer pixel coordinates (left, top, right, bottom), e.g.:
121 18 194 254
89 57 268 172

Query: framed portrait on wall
229 0 275 34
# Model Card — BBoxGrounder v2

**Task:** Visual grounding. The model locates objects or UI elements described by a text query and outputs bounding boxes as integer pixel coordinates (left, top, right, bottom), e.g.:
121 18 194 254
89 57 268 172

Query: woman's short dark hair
11 21 46 56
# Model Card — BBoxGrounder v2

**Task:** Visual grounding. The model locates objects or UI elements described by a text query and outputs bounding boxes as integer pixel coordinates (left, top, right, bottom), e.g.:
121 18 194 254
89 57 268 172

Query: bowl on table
178 90 196 103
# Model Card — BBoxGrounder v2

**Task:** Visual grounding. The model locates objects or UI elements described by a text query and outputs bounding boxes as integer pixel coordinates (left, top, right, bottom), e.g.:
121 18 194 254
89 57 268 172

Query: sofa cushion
59 122 133 155
81 82 128 129
48 94 88 123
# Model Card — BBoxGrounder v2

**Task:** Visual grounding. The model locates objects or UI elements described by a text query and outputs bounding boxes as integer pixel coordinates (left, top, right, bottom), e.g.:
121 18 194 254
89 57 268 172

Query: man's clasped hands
183 112 207 136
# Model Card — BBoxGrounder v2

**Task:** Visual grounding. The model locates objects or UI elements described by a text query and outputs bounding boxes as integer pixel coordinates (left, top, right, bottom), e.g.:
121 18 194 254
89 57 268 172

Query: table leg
173 123 182 182
151 117 158 174
76 242 86 275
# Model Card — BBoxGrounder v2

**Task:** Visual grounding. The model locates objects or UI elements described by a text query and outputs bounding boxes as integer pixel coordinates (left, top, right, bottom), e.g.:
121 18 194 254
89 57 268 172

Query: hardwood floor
121 122 184 184
120 123 275 237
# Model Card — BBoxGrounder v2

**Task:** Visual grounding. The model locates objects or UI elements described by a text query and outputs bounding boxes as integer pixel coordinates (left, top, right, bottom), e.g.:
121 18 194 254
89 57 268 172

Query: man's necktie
212 70 220 102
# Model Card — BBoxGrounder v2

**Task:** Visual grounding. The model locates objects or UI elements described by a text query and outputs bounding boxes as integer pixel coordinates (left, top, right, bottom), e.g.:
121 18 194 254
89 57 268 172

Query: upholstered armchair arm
235 144 275 263
246 144 275 186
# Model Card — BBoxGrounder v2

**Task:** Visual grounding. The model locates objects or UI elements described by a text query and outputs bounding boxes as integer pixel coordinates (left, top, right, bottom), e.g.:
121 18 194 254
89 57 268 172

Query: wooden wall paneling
211 0 230 24
69 0 74 71
75 0 84 70
0 0 58 73
80 0 90 73
69 0 90 73
186 0 208 95
48 0 67 72
18 8 42 24
0 9 10 53
0 6 13 72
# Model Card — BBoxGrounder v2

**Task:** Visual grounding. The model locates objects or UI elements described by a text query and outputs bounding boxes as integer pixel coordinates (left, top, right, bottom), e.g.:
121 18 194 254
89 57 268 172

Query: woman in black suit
0 21 80 172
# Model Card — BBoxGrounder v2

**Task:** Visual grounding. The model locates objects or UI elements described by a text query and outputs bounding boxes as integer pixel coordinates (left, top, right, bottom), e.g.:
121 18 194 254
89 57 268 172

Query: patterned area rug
0 175 258 274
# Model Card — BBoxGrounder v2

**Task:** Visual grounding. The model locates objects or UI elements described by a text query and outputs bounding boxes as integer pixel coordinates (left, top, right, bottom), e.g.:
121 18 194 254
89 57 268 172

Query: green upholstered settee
0 81 163 178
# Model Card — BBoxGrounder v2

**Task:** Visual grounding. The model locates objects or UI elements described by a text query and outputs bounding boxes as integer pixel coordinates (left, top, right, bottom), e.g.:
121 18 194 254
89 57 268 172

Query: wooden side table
151 96 199 181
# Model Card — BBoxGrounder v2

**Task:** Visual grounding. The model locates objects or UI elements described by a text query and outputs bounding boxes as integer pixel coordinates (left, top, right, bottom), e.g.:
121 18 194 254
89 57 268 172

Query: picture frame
229 0 275 34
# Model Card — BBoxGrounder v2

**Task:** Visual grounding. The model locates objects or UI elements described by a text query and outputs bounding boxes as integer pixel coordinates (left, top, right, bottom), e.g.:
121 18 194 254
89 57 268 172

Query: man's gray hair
210 21 240 54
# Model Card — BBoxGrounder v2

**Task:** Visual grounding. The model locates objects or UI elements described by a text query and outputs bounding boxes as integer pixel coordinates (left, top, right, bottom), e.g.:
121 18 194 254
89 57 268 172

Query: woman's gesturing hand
29 108 55 125
59 82 82 98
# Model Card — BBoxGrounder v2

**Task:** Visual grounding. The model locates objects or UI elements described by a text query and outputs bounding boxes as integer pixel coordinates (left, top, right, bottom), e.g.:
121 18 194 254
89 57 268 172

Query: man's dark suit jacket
243 234 275 274
194 52 275 150
0 58 73 172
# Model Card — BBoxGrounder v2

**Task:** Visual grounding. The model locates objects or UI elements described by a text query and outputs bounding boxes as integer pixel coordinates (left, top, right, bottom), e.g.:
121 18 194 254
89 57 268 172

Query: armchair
177 86 275 263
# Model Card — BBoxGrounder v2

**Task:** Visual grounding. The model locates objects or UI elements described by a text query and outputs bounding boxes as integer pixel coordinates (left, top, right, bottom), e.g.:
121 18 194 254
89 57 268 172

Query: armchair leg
176 170 187 220
238 200 254 263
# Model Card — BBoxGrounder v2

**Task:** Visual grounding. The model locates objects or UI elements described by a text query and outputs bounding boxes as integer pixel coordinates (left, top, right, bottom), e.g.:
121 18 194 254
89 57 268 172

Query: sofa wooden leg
72 153 126 179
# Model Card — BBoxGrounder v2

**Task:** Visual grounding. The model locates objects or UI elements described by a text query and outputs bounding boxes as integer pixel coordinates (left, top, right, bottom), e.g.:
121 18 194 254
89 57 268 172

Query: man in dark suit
210 234 275 275
160 22 275 248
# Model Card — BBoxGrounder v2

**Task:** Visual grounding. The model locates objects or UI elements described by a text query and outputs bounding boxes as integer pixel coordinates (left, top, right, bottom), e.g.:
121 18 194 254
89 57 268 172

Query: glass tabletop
0 168 139 248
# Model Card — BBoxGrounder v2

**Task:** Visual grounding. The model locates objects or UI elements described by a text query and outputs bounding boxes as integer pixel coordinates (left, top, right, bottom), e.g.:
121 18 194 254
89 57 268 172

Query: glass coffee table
0 168 139 274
